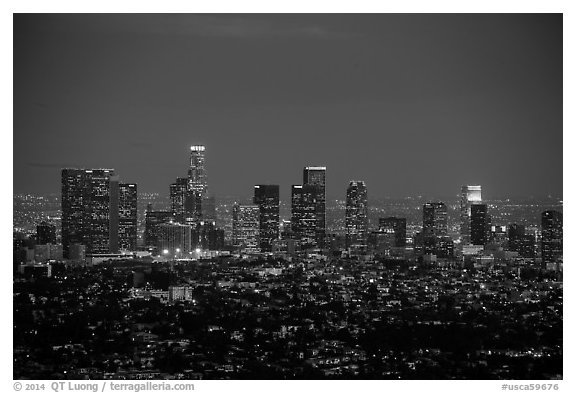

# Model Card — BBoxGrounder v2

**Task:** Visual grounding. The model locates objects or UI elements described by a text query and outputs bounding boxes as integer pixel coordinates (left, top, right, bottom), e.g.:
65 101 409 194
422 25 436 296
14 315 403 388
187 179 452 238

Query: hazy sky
13 14 562 200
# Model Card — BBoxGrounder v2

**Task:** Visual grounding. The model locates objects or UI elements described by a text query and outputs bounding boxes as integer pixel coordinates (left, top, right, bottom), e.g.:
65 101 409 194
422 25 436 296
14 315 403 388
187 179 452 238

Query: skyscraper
169 177 188 223
345 180 368 248
62 169 87 257
232 204 260 253
422 202 448 255
423 202 448 238
144 209 174 252
109 176 120 252
85 170 116 254
303 166 326 248
471 204 489 246
118 183 138 251
61 168 115 256
253 185 280 252
460 185 482 245
291 184 319 250
541 210 562 265
188 145 207 223
202 195 217 223
508 223 535 258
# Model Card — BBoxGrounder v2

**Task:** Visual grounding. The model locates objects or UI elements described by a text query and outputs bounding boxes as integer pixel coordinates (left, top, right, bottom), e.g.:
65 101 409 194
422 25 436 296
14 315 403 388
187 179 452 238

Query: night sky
13 14 563 200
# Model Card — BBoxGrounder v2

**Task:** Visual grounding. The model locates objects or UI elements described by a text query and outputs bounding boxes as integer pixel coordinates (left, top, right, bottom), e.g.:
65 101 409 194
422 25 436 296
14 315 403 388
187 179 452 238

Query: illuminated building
370 217 407 257
422 202 448 255
253 185 280 252
191 221 225 251
378 217 407 247
232 204 260 253
61 169 87 258
61 168 115 257
508 223 535 258
169 177 188 223
435 236 454 258
118 183 138 251
423 202 448 238
489 225 508 246
144 209 174 252
110 178 138 252
470 204 490 246
541 210 562 265
109 176 120 252
36 221 56 245
187 145 208 223
303 166 326 248
157 222 193 255
291 184 318 250
345 180 368 248
369 229 396 256
169 286 194 302
460 185 482 244
202 195 217 223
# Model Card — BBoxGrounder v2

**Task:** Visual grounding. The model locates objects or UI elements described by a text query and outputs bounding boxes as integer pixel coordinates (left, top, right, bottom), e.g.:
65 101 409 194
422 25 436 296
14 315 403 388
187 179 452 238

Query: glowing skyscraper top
460 185 482 244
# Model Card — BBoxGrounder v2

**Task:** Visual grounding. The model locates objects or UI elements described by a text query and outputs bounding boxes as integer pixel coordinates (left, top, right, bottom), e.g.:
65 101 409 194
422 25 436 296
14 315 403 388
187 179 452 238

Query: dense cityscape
13 145 563 380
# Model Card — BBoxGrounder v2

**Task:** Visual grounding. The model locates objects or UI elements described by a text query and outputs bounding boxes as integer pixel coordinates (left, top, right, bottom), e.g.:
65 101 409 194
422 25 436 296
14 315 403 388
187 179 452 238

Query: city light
13 12 563 382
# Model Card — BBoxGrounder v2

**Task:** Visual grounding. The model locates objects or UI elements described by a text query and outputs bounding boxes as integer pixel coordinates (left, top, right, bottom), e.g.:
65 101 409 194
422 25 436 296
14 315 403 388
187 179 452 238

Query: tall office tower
202 195 217 223
110 179 138 252
157 222 193 255
62 168 115 257
84 169 115 254
378 217 407 247
422 202 448 255
232 204 260 253
345 181 368 248
508 223 535 258
62 169 87 258
541 210 562 265
423 202 448 238
144 210 174 252
188 145 208 223
291 184 319 250
36 221 56 245
303 166 326 248
169 177 188 223
109 176 120 252
470 204 490 246
253 185 280 252
118 183 138 251
460 185 482 244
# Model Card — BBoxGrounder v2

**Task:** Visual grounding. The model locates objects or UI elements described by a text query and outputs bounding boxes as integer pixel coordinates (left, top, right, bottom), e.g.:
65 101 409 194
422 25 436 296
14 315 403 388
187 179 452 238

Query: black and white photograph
9 5 570 389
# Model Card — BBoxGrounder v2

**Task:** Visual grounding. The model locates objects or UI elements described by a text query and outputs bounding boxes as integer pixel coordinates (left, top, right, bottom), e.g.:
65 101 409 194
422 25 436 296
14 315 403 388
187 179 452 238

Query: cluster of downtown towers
60 145 563 265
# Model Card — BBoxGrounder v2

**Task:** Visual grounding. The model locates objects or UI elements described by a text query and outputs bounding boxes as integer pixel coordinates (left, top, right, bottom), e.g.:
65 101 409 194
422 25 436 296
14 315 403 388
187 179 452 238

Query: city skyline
14 14 562 200
11 12 565 382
